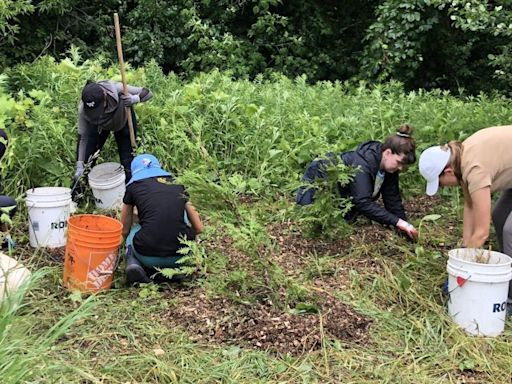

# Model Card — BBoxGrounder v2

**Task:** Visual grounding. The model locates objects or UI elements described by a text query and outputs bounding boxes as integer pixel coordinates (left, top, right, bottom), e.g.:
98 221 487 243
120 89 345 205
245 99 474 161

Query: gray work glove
121 94 140 107
71 161 86 201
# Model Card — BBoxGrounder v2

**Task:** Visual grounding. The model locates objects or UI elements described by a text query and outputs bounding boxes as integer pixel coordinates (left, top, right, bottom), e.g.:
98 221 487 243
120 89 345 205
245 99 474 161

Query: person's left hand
121 94 140 107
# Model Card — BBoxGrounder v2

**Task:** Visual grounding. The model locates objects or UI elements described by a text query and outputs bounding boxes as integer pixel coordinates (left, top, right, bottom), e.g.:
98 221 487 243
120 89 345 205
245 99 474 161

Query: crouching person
120 154 203 285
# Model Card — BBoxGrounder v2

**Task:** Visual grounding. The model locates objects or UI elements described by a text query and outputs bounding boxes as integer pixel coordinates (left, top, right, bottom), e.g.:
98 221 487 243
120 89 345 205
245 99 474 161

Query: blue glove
121 94 140 107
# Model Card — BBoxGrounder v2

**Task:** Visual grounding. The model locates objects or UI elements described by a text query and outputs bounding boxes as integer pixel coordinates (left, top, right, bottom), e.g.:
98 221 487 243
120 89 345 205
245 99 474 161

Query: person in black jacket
296 124 418 239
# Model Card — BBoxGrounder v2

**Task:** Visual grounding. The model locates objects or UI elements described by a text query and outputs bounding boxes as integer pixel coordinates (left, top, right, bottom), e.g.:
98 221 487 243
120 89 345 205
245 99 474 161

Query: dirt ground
156 195 443 355
24 195 445 355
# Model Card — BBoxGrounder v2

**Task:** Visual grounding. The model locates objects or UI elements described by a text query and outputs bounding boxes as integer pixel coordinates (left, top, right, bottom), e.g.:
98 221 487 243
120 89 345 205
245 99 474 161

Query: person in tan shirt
419 126 512 298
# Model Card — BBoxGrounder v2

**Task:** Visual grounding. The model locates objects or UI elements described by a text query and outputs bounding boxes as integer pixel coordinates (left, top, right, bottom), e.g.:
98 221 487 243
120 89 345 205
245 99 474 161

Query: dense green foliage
3 55 512 198
1 57 512 382
2 1 512 94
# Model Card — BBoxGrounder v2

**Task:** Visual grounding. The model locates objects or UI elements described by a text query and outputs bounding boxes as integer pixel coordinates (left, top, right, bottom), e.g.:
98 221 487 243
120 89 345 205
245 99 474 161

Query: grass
2 58 512 382
0 195 509 383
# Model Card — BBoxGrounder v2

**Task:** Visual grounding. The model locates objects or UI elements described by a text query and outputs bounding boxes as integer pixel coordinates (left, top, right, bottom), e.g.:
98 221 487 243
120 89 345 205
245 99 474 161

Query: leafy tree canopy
2 0 512 94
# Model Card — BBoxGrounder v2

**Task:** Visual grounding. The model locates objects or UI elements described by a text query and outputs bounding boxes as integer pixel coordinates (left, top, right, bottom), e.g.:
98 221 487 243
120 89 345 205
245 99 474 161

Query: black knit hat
81 82 105 121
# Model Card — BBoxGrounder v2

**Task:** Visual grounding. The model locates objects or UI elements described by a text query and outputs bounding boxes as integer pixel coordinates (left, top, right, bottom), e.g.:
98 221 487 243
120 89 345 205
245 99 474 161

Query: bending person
121 154 203 284
296 124 418 239
72 80 153 199
419 125 512 253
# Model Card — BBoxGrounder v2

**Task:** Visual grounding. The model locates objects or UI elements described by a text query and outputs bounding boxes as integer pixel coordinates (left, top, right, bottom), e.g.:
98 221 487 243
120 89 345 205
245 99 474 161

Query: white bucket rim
26 187 71 197
26 199 72 209
89 177 125 190
447 267 512 283
448 248 512 267
88 162 125 183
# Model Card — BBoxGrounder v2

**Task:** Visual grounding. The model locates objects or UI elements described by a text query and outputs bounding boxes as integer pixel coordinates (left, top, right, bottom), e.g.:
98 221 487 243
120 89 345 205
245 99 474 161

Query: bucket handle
448 273 471 295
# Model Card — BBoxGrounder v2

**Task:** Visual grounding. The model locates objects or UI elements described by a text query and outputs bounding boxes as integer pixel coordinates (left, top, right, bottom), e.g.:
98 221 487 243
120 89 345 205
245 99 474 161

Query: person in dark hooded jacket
296 124 418 239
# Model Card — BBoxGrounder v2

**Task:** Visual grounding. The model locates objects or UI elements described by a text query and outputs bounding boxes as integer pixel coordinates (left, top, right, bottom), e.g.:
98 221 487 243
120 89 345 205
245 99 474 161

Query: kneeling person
121 154 203 284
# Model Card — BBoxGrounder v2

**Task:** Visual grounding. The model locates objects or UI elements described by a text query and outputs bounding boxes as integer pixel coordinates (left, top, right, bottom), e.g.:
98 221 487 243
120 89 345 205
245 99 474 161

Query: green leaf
292 302 320 314
422 214 441 222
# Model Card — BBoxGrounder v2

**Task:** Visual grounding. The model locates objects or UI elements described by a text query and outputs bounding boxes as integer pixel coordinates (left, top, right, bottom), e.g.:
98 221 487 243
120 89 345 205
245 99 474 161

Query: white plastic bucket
25 187 71 248
88 162 126 210
0 252 30 301
447 248 512 336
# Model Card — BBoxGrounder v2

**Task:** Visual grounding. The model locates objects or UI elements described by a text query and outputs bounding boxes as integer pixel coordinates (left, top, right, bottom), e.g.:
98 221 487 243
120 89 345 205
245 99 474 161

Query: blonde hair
445 140 470 202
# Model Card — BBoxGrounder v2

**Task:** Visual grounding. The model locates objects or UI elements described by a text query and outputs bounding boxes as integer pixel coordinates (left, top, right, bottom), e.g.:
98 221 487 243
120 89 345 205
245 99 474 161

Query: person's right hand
396 219 418 241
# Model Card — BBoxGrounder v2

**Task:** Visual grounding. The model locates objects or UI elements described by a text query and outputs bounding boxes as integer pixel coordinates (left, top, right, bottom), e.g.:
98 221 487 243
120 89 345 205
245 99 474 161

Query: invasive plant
176 169 290 306
293 160 356 239
158 237 208 281
414 213 442 257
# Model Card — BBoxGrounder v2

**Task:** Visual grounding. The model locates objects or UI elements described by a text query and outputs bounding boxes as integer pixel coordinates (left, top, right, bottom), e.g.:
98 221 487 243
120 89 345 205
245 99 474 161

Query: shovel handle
114 13 136 152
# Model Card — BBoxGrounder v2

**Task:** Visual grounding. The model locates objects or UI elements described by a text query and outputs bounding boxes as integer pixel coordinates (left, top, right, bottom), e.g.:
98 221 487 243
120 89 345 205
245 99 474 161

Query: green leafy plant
158 237 207 281
294 160 356 239
415 213 442 257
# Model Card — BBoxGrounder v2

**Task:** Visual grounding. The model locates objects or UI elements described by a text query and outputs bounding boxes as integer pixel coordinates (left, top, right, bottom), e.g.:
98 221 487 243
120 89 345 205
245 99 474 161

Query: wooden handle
114 13 136 152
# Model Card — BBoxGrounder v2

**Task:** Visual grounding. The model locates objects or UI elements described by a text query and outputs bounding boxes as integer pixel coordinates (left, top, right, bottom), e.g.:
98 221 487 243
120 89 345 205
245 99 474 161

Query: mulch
17 195 448 355
162 288 370 355
157 195 444 354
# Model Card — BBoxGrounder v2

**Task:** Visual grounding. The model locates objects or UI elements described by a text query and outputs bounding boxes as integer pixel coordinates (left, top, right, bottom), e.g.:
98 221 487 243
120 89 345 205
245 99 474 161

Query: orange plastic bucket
63 214 123 293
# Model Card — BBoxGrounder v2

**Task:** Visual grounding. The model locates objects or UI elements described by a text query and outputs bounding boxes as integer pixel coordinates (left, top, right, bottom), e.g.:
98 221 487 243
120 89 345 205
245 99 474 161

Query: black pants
0 195 17 219
81 109 138 181
491 189 512 300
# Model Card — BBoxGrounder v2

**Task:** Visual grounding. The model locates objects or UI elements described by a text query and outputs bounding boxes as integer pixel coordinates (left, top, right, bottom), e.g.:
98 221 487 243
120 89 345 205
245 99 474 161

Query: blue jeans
125 212 190 268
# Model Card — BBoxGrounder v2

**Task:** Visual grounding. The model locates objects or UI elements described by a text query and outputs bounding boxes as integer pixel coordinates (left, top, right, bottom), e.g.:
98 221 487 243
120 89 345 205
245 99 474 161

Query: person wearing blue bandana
120 154 203 284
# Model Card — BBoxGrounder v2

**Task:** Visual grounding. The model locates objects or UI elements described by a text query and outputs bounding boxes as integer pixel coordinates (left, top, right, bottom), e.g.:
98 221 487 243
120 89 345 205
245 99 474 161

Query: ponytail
382 123 416 164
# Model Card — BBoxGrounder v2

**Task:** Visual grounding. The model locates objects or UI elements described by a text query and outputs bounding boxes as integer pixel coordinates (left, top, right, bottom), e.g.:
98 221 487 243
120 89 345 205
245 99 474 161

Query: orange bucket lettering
63 214 123 293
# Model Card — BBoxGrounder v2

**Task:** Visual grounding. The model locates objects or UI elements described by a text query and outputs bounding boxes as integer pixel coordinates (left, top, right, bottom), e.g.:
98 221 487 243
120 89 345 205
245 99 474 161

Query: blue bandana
127 154 172 186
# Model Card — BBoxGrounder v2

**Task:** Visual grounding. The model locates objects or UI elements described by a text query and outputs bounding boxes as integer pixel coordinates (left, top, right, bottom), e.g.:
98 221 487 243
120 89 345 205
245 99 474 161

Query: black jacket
296 141 406 226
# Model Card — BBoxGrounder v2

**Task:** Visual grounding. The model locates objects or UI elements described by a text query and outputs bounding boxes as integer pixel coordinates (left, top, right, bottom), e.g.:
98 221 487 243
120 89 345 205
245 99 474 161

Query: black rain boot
125 245 151 285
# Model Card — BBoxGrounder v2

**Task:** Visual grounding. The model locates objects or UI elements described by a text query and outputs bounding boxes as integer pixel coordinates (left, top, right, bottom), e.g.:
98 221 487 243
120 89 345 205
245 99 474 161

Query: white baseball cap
418 146 451 196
